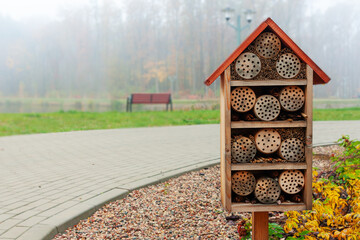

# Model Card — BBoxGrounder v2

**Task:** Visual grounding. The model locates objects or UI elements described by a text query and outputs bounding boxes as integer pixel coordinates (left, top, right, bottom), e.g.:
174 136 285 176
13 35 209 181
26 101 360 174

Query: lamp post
222 7 255 45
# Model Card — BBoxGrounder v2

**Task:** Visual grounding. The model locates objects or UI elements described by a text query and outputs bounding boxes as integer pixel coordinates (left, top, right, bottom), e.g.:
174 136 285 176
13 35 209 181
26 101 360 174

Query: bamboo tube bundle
231 87 256 112
279 86 305 111
255 129 281 154
254 95 281 121
254 177 281 204
279 138 305 162
232 171 256 196
231 136 257 163
255 32 281 59
235 52 261 79
276 53 301 78
278 170 305 194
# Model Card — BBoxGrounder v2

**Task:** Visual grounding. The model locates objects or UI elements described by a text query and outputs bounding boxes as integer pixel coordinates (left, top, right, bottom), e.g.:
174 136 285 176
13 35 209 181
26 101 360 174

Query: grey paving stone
0 215 15 224
37 207 70 218
0 226 28 239
11 211 40 220
0 219 23 230
5 204 35 215
18 216 47 227
2 202 29 212
17 224 57 240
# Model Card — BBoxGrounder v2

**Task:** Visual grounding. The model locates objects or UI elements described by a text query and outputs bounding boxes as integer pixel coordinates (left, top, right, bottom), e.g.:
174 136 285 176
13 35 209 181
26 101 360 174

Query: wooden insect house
205 18 330 214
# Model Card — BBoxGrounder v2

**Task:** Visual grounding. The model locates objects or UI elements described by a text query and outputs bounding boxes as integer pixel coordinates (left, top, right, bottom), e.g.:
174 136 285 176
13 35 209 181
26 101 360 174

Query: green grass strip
0 108 359 137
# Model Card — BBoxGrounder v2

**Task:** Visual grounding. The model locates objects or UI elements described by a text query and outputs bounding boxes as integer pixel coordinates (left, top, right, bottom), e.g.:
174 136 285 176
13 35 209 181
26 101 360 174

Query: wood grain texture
231 162 307 171
221 67 232 212
304 65 313 210
220 72 225 206
230 79 307 86
232 203 306 212
252 212 269 240
231 120 306 129
204 18 330 87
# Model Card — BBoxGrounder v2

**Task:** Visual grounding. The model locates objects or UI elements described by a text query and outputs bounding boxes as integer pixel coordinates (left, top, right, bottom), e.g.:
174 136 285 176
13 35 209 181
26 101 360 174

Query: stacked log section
279 86 305 111
235 52 261 79
255 32 281 58
254 95 281 121
231 87 256 112
279 138 305 162
279 170 305 194
276 53 301 78
255 129 281 154
232 171 256 196
254 177 281 204
231 136 257 163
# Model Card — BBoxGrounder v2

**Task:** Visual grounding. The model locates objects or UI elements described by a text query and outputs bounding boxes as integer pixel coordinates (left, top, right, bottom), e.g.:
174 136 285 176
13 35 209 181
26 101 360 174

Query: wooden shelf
231 120 306 129
231 162 307 171
230 79 307 86
232 202 306 212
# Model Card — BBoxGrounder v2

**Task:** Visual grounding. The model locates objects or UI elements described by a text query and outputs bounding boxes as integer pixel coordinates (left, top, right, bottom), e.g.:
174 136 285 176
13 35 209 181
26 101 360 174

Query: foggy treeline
0 0 359 99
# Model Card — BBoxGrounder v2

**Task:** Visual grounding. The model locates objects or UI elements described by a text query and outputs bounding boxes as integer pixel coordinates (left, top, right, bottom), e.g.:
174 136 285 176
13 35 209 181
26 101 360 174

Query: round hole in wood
232 136 256 163
255 177 281 204
254 129 281 154
231 171 256 196
279 170 305 194
279 138 305 162
279 86 305 111
235 52 261 79
276 53 301 78
255 32 281 58
231 87 256 112
254 95 281 121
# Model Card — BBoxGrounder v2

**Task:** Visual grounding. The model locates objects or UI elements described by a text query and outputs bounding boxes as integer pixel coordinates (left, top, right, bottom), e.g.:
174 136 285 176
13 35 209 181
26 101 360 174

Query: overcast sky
0 0 358 21
0 0 90 20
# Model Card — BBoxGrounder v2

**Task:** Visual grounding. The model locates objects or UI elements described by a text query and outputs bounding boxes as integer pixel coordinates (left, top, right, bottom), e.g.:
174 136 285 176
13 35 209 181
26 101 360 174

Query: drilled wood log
232 171 256 196
278 170 305 194
255 32 281 59
235 52 261 79
255 177 281 204
279 86 305 112
255 129 281 154
232 136 257 163
254 95 281 121
231 87 256 112
279 138 305 162
276 53 301 78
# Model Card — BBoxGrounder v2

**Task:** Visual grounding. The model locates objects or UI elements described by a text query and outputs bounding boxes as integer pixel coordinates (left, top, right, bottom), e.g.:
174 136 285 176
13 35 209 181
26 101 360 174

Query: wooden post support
252 212 268 240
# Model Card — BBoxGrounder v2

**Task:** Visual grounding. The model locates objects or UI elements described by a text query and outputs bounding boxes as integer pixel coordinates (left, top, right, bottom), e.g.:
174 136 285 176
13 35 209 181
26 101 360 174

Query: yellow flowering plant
284 136 360 239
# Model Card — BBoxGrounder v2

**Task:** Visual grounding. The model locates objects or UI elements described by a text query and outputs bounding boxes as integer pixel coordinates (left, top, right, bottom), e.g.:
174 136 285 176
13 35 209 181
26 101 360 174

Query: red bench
126 93 173 112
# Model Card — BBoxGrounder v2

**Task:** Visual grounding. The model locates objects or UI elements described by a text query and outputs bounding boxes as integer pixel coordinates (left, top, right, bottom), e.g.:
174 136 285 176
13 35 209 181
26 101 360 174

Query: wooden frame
206 16 330 240
220 67 232 212
218 64 314 213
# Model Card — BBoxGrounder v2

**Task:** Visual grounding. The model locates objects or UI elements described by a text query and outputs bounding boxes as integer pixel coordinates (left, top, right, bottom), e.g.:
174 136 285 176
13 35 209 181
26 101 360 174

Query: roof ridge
204 17 330 86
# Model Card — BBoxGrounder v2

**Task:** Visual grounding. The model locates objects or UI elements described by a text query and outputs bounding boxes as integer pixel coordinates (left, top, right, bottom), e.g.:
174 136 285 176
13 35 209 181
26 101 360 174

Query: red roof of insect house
204 18 330 86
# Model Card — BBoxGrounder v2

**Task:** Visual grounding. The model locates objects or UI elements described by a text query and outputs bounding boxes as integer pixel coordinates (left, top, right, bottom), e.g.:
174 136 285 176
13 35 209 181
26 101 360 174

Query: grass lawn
0 108 359 137
313 107 360 121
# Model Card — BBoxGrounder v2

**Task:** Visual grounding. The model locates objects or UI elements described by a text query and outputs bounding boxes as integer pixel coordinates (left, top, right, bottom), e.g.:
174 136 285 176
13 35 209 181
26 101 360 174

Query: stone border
19 158 220 240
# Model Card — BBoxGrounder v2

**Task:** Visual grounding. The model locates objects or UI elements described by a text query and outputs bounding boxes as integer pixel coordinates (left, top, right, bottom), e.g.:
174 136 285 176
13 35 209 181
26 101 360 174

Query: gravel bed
53 146 341 240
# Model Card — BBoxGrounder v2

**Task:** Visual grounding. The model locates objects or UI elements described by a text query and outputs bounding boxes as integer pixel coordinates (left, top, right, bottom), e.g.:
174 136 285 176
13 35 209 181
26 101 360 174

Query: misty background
0 0 359 112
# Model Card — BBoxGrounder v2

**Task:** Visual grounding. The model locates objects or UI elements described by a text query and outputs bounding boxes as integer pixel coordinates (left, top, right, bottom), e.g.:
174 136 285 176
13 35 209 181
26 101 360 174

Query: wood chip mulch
53 145 343 240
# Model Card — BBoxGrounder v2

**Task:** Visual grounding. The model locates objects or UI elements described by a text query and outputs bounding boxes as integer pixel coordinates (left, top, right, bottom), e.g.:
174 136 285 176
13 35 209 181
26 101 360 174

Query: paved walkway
0 121 359 240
